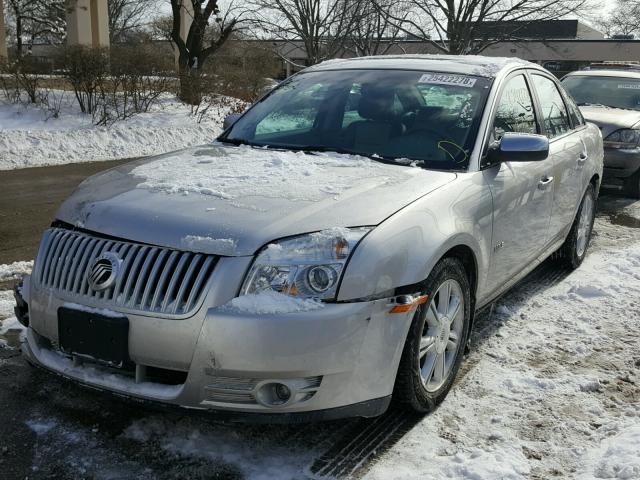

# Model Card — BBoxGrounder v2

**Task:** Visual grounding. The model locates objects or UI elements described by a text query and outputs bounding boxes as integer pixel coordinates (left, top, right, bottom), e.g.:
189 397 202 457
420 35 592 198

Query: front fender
338 173 494 302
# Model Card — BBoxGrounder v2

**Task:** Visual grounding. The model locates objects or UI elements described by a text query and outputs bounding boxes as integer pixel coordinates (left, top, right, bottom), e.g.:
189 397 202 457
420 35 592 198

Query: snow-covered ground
0 92 235 170
0 197 638 479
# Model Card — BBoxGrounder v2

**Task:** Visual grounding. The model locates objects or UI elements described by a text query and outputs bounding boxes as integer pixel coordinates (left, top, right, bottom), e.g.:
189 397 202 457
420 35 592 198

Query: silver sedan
16 55 603 421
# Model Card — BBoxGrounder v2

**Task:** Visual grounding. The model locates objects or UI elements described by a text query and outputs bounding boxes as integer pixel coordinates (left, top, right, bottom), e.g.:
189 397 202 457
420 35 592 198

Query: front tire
560 184 596 269
393 258 471 413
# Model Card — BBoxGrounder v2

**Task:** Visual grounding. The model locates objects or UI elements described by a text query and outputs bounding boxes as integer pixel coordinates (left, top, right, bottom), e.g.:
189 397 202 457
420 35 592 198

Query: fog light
275 383 291 402
256 382 292 407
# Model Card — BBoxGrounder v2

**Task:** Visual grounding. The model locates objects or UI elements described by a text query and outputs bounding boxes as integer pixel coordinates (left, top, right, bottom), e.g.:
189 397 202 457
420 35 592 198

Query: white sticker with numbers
418 73 477 88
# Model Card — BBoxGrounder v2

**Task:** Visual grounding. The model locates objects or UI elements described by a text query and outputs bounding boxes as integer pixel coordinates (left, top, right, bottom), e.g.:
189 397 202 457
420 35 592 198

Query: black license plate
58 307 130 366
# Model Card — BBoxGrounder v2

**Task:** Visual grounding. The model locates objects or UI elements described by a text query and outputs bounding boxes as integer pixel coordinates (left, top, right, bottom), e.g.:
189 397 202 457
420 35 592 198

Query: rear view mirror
223 113 242 131
489 132 549 163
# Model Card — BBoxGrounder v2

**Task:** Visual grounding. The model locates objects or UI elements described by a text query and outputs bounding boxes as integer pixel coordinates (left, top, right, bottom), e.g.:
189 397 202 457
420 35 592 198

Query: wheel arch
392 241 480 311
441 244 478 314
589 173 600 197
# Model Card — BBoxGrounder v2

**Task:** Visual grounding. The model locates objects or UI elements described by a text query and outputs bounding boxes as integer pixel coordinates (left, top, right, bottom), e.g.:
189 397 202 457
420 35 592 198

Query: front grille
34 228 217 317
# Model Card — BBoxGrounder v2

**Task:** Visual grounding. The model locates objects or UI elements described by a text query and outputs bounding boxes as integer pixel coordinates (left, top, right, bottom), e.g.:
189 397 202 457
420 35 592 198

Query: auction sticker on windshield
418 73 477 88
618 83 640 89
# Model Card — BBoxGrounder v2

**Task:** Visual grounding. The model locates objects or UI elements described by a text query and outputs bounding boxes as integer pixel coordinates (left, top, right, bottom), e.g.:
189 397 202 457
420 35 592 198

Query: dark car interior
225 70 489 169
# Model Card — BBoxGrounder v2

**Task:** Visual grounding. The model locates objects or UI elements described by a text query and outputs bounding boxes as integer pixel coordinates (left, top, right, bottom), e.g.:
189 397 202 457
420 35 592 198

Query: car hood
56 144 456 256
579 106 640 138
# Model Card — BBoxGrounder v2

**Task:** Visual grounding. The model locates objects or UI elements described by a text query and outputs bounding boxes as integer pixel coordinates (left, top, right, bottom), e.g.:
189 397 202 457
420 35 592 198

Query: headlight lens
604 129 640 148
241 227 370 301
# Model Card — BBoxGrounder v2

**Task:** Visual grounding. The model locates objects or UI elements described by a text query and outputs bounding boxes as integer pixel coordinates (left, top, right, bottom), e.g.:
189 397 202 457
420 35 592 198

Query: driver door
483 73 555 295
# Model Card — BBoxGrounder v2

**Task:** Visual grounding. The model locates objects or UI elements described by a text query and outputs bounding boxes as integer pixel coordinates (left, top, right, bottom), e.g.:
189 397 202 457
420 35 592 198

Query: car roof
564 69 640 79
305 54 539 78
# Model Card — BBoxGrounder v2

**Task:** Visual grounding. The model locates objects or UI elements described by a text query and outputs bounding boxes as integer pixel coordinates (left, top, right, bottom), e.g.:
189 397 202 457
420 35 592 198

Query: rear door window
531 75 572 138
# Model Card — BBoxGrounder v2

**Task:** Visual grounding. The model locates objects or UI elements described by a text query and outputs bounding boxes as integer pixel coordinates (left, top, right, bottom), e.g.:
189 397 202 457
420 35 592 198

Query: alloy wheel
418 279 465 392
576 193 594 258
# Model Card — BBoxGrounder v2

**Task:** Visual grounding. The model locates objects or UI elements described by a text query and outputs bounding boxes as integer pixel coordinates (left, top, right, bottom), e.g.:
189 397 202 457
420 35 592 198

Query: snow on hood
55 143 456 256
579 106 640 138
131 144 405 202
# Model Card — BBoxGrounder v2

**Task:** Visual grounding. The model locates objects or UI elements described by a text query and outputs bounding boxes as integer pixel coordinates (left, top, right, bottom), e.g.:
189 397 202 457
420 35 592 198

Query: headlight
241 227 371 301
604 129 640 149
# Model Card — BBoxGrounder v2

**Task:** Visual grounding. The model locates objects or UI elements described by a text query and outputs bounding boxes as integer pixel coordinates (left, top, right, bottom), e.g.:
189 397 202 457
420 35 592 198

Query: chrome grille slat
64 235 90 291
185 256 214 312
34 228 217 317
57 236 82 290
161 253 191 312
35 230 54 281
111 244 132 300
128 247 158 309
171 254 201 314
119 245 147 305
150 251 179 311
44 231 69 286
141 250 168 310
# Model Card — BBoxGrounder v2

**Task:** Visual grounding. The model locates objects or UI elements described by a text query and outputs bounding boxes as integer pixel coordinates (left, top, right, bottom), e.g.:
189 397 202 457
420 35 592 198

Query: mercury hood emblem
88 252 119 291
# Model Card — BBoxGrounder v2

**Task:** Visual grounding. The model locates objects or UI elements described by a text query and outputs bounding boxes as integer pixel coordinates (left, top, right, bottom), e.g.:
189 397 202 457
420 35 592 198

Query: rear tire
560 184 596 269
623 169 640 199
393 258 471 413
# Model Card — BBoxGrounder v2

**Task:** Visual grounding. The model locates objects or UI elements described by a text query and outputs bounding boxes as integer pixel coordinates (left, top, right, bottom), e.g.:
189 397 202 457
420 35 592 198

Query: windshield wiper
290 145 415 165
217 137 256 147
577 102 612 108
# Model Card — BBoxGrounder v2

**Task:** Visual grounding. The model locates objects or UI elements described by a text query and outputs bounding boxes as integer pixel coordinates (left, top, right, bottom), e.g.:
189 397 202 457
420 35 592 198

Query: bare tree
249 0 364 65
108 0 159 43
598 0 640 38
5 0 65 55
380 0 594 54
347 0 410 57
170 0 245 104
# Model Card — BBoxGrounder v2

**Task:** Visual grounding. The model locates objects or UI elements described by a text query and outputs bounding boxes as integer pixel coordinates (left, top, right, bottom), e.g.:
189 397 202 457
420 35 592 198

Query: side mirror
223 113 242 131
488 132 549 163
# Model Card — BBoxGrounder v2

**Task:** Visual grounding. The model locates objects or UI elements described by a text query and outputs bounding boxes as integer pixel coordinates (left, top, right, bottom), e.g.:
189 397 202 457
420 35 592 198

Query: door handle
578 153 588 164
538 176 554 190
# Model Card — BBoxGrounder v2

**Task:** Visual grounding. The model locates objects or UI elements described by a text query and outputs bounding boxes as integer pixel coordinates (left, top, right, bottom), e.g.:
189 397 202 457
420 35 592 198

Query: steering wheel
407 127 450 142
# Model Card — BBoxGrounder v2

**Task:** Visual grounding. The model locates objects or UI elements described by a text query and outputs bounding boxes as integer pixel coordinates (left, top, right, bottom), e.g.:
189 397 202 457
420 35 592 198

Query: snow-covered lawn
0 92 233 170
0 198 638 479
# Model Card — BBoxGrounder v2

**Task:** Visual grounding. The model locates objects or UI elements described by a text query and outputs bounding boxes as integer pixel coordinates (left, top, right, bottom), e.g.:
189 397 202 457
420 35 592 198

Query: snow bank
0 290 24 347
222 291 323 315
578 425 640 479
0 260 33 282
0 93 232 170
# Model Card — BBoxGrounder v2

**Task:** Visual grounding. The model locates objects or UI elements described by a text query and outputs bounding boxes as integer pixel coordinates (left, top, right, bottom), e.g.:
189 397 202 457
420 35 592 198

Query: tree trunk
178 64 202 105
16 15 22 56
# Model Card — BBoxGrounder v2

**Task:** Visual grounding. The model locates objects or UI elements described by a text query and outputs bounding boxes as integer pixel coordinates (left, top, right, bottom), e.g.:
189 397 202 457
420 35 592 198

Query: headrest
358 85 397 122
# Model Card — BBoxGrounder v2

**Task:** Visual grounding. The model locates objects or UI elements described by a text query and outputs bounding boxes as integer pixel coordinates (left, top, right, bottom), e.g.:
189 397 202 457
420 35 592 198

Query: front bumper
21 269 413 420
603 147 640 180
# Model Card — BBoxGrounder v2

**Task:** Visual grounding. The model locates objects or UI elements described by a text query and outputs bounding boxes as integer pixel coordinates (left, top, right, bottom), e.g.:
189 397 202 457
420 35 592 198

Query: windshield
220 69 491 170
562 75 640 110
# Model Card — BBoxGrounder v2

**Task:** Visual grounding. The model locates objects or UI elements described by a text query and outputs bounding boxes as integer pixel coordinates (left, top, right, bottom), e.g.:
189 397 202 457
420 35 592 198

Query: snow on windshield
130 143 418 202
